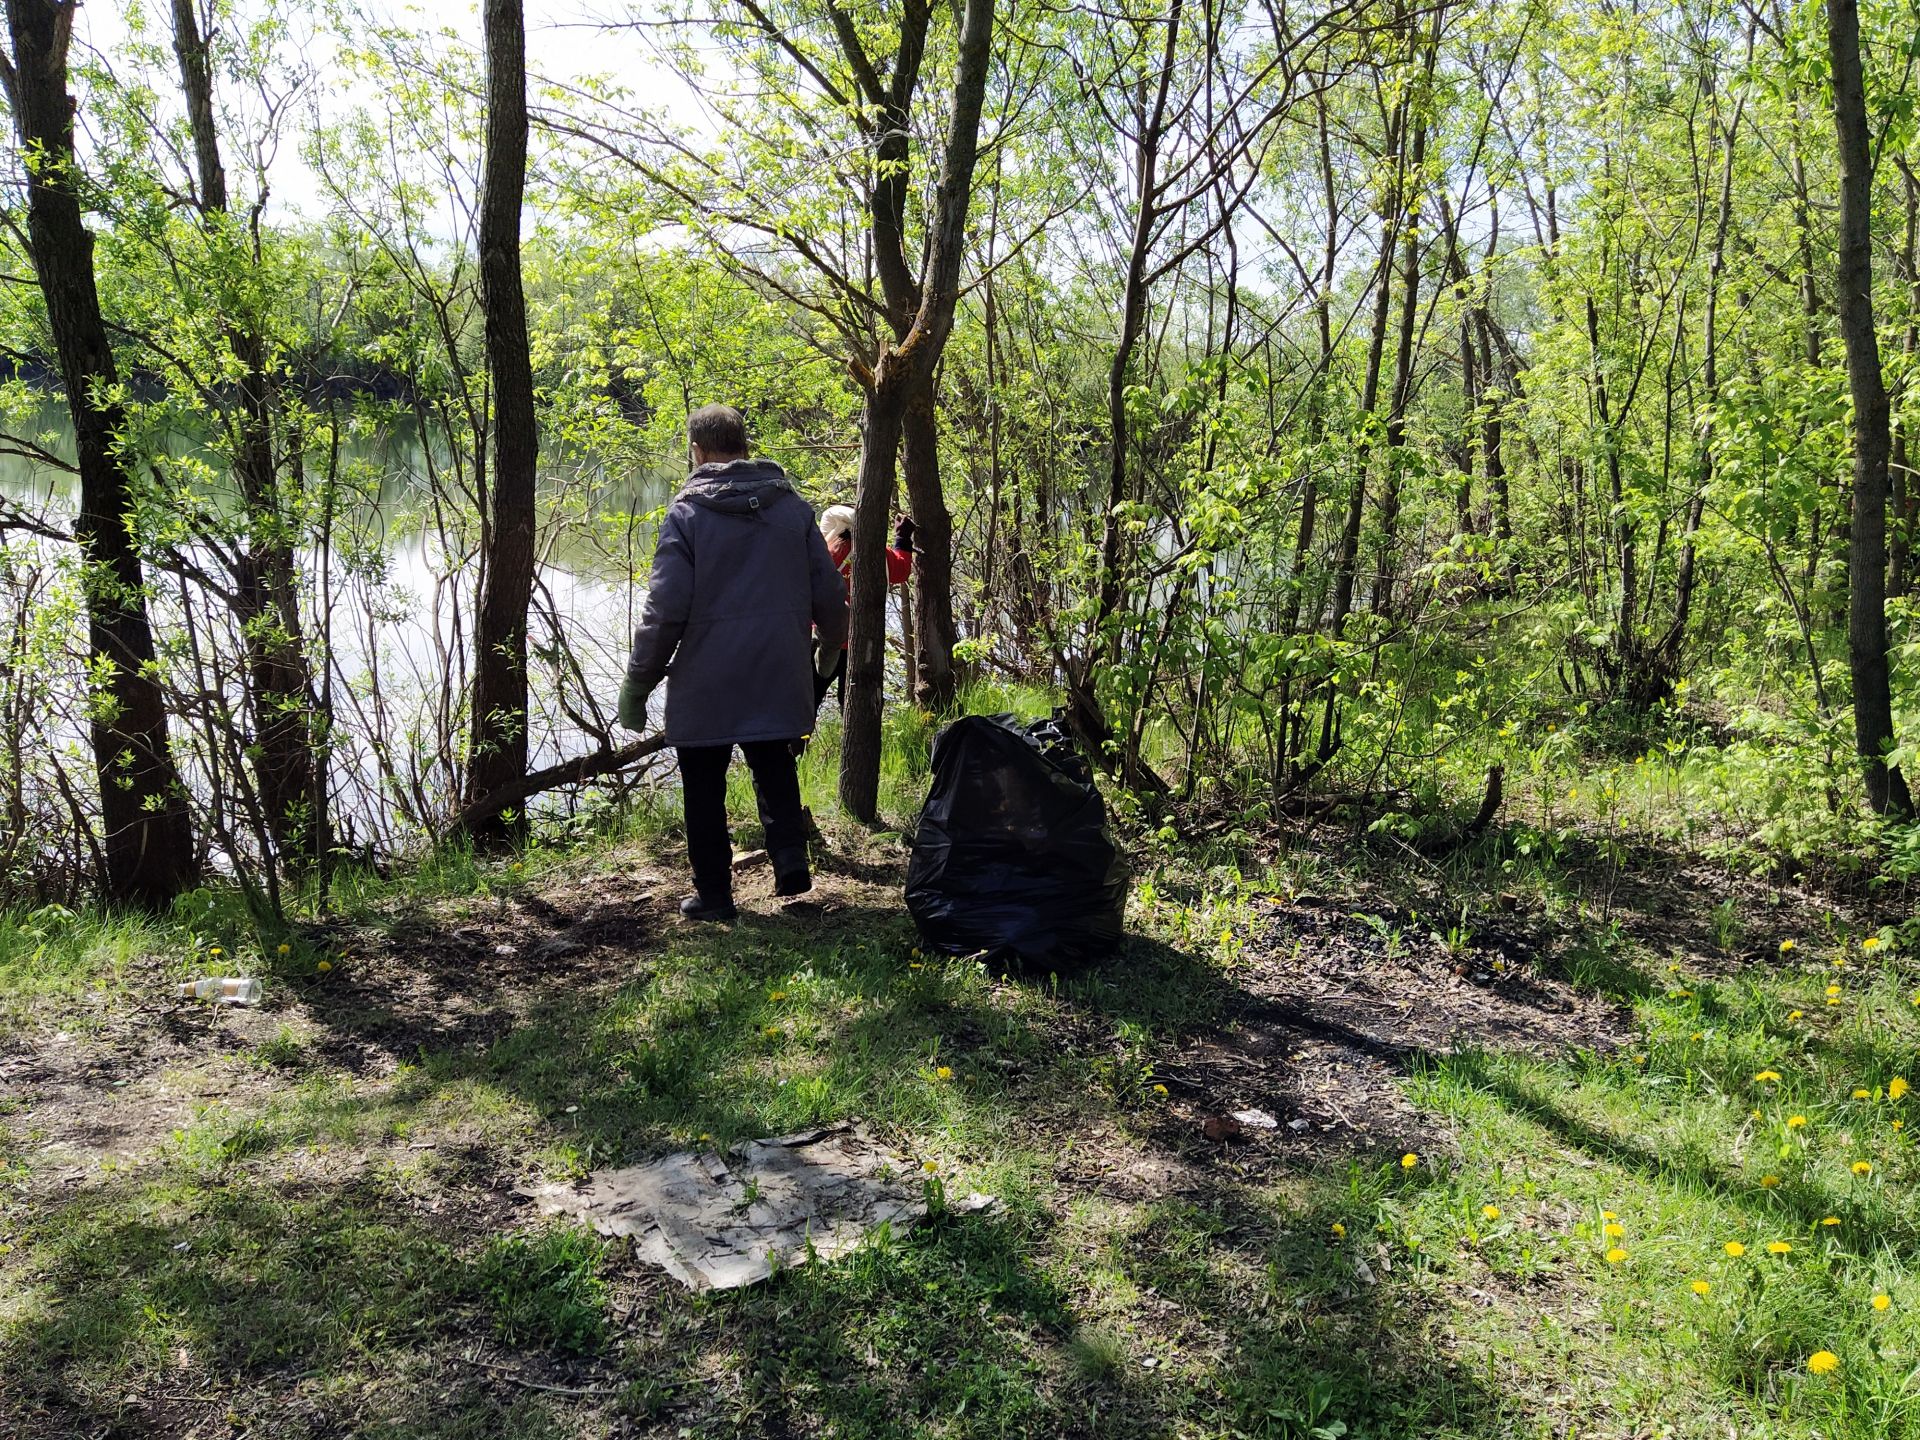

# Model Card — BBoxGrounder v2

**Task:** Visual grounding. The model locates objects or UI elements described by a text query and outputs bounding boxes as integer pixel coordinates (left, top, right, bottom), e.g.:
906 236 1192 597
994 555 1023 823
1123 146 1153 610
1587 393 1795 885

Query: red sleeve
885 546 913 585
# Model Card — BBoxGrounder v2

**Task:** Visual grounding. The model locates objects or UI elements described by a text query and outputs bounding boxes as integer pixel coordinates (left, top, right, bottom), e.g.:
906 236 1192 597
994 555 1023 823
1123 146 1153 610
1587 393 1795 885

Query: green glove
617 676 652 732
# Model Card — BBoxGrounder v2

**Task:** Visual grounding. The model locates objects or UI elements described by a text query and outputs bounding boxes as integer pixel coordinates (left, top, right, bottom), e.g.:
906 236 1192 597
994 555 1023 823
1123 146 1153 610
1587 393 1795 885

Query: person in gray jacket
618 404 848 921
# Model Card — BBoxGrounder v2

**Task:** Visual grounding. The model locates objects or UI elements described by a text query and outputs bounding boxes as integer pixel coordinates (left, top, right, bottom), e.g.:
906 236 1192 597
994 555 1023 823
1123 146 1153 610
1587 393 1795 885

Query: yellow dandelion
768 990 788 1002
1633 1054 1648 1065
1808 1350 1841 1375
277 943 290 956
1822 1216 1842 1227
1854 1089 1871 1100
1755 1070 1782 1084
1691 1279 1712 1296
935 1065 953 1080
1780 939 1797 953
1602 1210 1618 1221
1874 1294 1893 1312
1891 1078 1909 1100
1401 1153 1418 1169
1827 985 1843 997
1604 1221 1625 1238
209 947 223 958
1690 1031 1704 1041
1605 1248 1627 1264
1152 1083 1168 1096
1863 936 1883 953
1482 1205 1501 1221
1829 997 1844 1006
1761 1175 1781 1188
1788 1115 1808 1129
1725 1241 1747 1257
764 1026 780 1039
922 1160 938 1173
316 959 332 974
1331 1222 1345 1239
1789 1011 1804 1021
1895 1119 1905 1132
1767 1241 1792 1255
1853 1161 1874 1176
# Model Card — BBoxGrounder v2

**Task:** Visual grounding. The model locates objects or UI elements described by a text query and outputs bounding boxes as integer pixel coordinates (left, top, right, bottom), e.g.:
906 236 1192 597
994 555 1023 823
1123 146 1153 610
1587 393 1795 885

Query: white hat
820 505 856 542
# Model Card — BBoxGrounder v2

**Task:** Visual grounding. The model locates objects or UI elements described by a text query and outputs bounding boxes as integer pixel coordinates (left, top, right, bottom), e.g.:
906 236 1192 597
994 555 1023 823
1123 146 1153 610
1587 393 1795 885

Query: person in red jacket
814 504 913 708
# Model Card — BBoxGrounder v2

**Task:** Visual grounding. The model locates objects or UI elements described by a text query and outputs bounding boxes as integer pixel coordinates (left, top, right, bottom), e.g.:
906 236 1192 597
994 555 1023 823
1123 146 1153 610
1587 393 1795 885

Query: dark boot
771 846 812 898
679 891 738 923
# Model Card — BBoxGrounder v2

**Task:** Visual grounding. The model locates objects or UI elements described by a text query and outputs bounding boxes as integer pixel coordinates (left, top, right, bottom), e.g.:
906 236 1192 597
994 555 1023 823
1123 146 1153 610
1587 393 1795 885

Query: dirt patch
1144 895 1633 1168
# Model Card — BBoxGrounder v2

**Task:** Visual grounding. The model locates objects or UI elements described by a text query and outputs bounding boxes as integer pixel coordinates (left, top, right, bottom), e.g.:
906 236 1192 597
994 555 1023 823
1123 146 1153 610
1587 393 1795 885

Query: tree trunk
1478 314 1510 549
1828 0 1915 815
466 0 540 842
840 0 995 821
843 382 908 823
1373 52 1432 617
171 0 331 872
901 373 957 709
1090 0 1182 674
1329 88 1409 638
1891 163 1919 598
2 0 197 906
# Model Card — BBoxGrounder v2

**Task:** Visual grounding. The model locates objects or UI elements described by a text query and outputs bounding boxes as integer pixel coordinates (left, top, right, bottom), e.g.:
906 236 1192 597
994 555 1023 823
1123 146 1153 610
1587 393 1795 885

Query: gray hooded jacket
624 459 848 748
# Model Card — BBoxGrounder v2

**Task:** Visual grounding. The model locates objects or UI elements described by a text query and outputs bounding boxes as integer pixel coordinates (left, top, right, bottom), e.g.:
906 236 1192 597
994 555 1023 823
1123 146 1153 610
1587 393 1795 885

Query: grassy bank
4 710 1920 1437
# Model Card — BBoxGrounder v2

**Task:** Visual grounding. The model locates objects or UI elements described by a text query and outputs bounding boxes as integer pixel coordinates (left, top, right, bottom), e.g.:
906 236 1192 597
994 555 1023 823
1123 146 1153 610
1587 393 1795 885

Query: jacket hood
680 458 794 514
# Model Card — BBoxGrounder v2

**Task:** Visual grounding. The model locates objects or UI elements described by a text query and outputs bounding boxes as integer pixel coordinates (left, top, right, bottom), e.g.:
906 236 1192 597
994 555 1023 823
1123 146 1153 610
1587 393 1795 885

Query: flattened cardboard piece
525 1123 991 1291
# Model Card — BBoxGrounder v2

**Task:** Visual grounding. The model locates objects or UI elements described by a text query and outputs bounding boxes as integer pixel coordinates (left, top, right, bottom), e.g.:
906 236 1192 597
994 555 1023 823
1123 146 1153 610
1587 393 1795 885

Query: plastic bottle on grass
176 977 261 1005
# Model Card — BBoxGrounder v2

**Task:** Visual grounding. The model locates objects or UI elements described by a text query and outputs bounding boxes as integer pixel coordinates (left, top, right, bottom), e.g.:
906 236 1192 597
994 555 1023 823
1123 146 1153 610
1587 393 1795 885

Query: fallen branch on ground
442 733 669 841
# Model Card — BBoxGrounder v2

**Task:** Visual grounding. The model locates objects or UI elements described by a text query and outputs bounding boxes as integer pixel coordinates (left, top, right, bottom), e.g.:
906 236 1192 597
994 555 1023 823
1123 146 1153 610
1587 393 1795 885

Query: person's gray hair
687 403 749 457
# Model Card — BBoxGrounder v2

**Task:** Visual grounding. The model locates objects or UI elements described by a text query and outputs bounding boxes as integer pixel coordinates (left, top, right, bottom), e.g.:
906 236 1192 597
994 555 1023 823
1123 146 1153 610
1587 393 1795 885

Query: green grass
7 709 1920 1435
0 902 171 1027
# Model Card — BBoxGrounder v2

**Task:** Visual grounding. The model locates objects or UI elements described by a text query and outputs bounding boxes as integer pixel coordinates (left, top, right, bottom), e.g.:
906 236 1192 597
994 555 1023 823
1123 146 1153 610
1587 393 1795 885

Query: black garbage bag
906 713 1128 968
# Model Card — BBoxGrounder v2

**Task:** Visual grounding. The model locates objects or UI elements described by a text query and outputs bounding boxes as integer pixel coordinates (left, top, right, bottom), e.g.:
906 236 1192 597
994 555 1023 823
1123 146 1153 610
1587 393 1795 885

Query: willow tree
1827 0 1913 815
466 0 541 840
169 0 333 872
839 0 996 820
0 0 197 905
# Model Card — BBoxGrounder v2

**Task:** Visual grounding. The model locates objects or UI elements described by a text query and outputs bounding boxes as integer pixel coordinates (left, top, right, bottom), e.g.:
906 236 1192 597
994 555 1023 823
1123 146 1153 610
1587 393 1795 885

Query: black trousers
677 741 807 899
